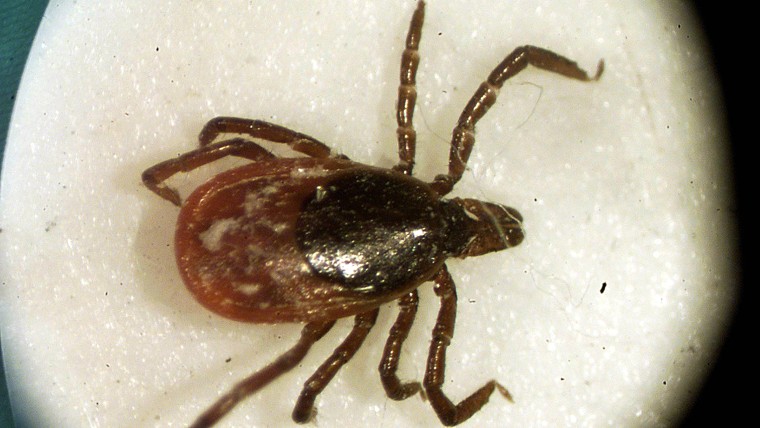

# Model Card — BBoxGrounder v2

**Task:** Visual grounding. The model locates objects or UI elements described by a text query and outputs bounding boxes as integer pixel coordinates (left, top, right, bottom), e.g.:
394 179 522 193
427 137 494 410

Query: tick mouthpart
479 202 525 248
451 198 525 257
499 206 525 247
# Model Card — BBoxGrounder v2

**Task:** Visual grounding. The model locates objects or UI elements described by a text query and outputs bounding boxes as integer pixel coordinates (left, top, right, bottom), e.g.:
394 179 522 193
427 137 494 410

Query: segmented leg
189 321 336 428
142 138 275 206
199 116 339 158
423 265 513 426
292 309 380 423
431 46 604 196
393 0 425 176
379 290 423 400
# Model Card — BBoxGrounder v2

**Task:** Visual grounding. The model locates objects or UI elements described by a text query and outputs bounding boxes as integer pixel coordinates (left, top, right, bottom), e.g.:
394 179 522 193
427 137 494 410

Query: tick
142 1 602 426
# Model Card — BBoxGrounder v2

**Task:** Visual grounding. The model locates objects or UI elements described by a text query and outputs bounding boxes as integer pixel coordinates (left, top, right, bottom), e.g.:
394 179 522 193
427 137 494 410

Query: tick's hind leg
142 138 275 206
393 0 425 176
189 321 336 428
199 117 344 159
291 309 380 423
379 290 423 400
431 46 604 196
423 266 512 426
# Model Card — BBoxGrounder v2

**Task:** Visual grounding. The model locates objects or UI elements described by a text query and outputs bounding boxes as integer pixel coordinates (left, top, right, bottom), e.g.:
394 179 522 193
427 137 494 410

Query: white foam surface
0 1 737 427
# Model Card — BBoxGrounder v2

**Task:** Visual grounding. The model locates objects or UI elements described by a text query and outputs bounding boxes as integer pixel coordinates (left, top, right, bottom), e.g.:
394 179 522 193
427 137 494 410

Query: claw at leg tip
594 59 605 80
496 383 514 403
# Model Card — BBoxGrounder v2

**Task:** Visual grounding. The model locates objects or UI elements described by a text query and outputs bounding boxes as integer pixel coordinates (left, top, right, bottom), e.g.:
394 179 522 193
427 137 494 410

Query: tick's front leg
423 265 512 426
431 46 603 196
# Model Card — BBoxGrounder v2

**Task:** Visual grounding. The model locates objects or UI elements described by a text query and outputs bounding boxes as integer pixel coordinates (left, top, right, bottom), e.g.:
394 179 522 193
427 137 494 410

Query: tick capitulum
142 1 602 426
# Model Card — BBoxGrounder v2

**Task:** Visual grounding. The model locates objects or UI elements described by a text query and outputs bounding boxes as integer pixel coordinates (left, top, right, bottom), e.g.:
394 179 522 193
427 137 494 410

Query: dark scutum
296 169 472 293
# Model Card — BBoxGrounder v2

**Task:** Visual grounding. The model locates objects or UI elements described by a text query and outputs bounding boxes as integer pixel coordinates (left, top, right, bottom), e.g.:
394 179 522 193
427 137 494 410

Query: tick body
176 157 504 323
142 1 602 426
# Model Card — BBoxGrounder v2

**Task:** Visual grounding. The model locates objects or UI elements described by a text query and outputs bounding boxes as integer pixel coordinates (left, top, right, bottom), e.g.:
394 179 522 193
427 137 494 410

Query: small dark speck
663 380 667 385
600 282 607 293
560 377 565 381
225 357 232 363
156 47 160 52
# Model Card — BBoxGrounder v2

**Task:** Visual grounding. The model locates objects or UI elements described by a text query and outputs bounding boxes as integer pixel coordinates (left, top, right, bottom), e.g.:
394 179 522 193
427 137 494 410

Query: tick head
451 198 524 257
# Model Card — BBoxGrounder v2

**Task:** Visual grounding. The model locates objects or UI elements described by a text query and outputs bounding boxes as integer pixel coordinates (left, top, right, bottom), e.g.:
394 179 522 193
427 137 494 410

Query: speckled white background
0 1 736 427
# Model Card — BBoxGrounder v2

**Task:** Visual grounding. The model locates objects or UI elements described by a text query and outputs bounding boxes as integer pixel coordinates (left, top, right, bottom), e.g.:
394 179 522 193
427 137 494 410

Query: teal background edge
1 1 51 426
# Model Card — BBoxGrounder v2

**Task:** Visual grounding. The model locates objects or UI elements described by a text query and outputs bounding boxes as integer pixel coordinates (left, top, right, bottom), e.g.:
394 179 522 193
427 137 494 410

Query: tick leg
379 290 423 400
291 309 379 423
393 0 425 176
142 137 275 206
199 116 344 159
190 320 336 428
423 265 513 426
431 46 604 196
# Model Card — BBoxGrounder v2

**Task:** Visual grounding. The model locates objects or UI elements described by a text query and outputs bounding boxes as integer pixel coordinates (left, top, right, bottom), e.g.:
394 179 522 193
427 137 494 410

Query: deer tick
142 1 602 426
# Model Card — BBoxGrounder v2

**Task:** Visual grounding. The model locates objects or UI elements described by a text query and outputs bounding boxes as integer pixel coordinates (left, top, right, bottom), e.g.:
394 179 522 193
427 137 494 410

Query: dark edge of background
0 1 750 427
678 1 750 426
2 2 51 426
